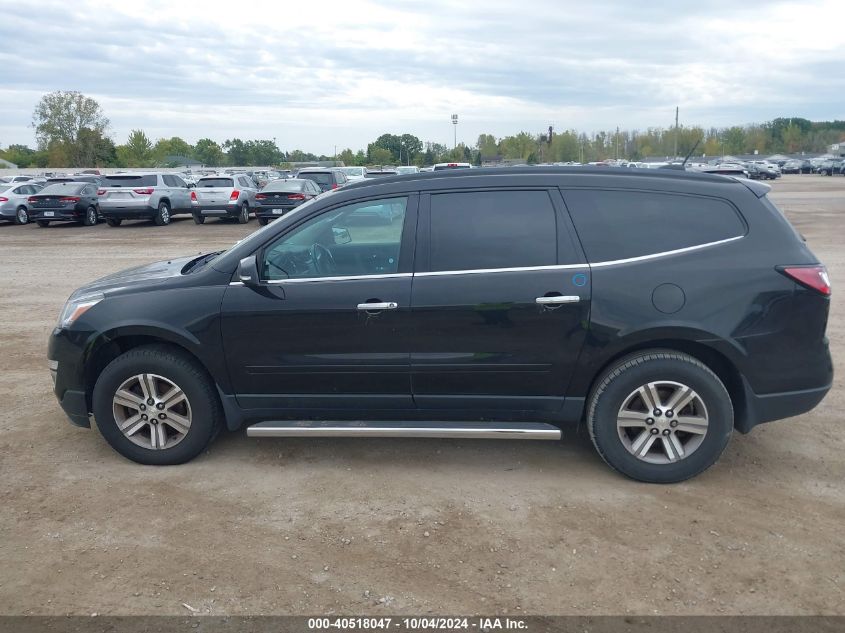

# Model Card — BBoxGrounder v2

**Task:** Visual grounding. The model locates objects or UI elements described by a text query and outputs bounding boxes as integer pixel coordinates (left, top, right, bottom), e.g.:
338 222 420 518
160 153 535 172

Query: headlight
58 293 104 329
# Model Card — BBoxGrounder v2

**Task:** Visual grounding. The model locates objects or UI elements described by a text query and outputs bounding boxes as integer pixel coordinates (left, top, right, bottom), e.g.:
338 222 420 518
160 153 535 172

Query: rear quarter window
564 189 746 262
103 175 158 187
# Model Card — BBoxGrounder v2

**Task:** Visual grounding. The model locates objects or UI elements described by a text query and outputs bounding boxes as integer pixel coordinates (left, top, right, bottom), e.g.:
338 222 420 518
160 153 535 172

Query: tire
192 212 205 225
238 202 249 224
36 220 50 228
258 217 269 226
14 206 28 225
586 350 733 484
154 201 171 226
82 206 98 226
92 345 224 465
106 218 122 227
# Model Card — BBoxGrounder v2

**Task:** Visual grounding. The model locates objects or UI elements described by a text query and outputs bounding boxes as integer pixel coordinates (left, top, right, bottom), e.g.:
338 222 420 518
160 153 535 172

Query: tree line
2 91 843 169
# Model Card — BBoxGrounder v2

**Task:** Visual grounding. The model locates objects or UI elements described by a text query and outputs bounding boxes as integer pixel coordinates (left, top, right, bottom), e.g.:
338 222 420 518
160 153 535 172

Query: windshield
39 183 85 195
299 172 332 185
263 179 308 192
342 167 364 177
198 178 234 187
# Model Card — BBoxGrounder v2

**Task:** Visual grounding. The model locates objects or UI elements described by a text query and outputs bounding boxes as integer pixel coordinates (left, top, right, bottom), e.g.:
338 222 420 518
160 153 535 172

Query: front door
409 189 590 413
220 195 418 413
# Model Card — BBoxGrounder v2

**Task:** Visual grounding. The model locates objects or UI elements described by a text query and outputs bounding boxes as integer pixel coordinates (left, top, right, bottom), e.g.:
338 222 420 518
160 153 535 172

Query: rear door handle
357 302 398 311
536 295 580 304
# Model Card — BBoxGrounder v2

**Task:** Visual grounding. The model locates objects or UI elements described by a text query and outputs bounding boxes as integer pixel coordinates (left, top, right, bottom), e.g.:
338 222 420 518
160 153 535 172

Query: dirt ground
0 174 843 616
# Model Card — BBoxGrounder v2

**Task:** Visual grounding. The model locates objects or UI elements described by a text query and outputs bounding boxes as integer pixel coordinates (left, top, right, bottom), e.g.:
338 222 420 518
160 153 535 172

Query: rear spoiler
729 177 772 198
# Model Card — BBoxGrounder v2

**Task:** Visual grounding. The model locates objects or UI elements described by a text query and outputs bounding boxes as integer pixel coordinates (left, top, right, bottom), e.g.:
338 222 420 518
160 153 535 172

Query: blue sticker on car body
572 273 588 287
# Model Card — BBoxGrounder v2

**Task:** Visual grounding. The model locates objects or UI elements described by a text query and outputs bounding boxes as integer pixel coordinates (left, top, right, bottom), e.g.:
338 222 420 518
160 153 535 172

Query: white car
340 166 366 182
395 166 420 175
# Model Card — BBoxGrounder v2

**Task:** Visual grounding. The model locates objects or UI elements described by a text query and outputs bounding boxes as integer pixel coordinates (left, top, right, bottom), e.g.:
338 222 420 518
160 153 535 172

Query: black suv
48 168 832 483
297 168 349 192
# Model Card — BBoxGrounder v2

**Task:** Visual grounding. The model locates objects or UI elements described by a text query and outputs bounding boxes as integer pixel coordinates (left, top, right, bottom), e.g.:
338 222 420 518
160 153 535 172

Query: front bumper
48 328 91 428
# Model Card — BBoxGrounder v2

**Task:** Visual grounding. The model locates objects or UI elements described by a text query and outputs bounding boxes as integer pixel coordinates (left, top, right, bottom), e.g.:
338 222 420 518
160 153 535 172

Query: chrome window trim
588 235 744 268
227 235 744 286
415 264 586 277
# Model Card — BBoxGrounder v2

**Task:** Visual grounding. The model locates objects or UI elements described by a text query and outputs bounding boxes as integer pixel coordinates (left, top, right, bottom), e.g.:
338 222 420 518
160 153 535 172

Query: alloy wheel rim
17 208 27 223
112 373 192 450
616 380 709 464
161 205 170 223
88 208 96 224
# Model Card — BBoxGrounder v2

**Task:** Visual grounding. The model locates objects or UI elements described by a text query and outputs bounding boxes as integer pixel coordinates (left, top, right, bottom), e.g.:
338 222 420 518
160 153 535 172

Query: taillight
28 197 38 203
133 188 154 195
779 265 831 296
255 193 267 200
0 197 7 202
97 188 105 196
60 196 80 203
190 191 197 202
287 193 305 200
229 190 240 201
331 183 338 190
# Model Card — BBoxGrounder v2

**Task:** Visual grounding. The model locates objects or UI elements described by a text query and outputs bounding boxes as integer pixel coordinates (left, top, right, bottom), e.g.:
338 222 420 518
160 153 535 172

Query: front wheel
238 202 250 224
154 201 171 226
587 350 733 483
92 346 224 465
14 206 29 225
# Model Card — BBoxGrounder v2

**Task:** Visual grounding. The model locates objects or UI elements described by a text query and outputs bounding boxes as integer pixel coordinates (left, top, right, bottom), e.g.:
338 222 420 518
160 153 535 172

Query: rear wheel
192 212 205 225
258 217 269 226
36 220 50 228
238 202 250 224
587 350 733 483
154 201 171 226
82 206 98 226
92 346 224 465
14 206 28 225
106 218 122 227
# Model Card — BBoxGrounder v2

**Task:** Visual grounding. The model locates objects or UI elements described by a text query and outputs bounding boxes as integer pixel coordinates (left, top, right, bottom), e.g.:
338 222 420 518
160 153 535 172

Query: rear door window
428 190 558 271
564 189 746 262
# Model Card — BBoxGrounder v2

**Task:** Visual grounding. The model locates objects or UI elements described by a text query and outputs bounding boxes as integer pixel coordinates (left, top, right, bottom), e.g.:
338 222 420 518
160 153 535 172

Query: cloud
0 0 843 152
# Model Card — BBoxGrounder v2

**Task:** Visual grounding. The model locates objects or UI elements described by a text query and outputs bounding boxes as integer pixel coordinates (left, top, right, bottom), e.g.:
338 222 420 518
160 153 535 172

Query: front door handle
357 301 398 311
536 295 580 305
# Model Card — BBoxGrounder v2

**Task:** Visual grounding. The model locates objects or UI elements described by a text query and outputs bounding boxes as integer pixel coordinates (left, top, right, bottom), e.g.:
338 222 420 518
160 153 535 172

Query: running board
246 420 561 440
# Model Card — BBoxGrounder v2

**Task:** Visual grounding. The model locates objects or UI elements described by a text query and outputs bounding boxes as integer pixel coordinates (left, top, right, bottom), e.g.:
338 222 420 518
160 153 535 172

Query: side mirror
237 256 260 287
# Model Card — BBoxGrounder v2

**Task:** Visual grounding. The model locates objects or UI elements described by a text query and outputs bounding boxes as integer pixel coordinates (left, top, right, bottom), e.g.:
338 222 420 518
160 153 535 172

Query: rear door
409 188 591 413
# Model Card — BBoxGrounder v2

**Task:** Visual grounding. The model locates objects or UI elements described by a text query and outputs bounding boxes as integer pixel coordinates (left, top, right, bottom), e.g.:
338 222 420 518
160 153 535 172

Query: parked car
46 175 101 185
48 167 831 483
28 182 100 227
190 174 258 224
818 159 843 176
254 178 322 225
395 166 420 175
433 162 472 171
98 173 192 226
340 167 366 182
0 182 44 224
782 160 803 174
297 168 349 192
364 168 399 178
3 175 35 183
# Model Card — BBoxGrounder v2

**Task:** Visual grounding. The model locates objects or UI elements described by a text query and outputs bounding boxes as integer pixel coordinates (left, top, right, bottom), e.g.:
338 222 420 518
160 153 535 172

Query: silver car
0 182 44 224
98 172 193 227
190 174 257 224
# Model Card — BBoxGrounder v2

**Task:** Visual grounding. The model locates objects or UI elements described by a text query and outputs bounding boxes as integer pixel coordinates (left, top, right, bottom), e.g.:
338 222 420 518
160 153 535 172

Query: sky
1 0 843 154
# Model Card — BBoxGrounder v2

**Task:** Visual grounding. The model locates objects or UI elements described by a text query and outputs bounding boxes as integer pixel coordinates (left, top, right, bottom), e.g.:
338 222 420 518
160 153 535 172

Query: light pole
451 114 458 149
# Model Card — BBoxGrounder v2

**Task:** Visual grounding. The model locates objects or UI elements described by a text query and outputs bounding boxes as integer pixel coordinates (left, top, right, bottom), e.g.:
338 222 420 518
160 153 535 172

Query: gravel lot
1 175 843 616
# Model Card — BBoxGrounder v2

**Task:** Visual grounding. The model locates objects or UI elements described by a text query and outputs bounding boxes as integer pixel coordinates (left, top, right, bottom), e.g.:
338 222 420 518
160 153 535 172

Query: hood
72 254 198 298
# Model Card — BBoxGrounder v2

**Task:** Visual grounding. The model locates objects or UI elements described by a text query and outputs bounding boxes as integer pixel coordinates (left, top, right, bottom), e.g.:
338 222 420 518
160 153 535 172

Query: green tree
0 144 37 167
223 138 249 165
245 139 282 165
152 136 194 166
31 91 110 167
193 138 224 166
399 134 423 165
117 129 153 167
368 146 393 165
476 133 498 159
